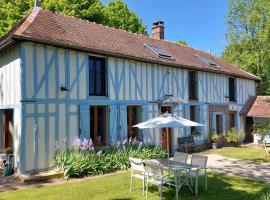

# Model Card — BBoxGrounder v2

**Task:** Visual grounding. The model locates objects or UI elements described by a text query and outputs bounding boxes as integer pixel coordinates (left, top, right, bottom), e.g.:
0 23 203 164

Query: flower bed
52 138 166 178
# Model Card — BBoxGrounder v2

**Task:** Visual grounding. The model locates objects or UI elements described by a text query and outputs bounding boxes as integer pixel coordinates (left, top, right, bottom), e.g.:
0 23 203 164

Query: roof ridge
14 7 41 36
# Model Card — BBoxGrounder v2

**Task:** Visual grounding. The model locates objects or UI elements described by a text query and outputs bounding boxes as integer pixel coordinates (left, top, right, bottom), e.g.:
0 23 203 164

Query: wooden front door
161 107 172 152
216 114 223 135
4 109 13 148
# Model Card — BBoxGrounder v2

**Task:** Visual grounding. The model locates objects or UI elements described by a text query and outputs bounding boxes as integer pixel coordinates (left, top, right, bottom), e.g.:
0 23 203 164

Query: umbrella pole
167 127 169 160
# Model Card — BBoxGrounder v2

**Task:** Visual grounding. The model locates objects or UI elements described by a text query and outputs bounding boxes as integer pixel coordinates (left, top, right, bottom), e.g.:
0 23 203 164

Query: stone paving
206 154 270 182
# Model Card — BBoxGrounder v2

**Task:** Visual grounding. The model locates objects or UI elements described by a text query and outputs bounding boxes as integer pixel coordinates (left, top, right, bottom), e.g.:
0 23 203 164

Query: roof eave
13 35 260 81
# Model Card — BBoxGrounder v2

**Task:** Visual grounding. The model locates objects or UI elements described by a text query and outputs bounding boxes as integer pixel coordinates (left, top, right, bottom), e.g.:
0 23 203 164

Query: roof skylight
196 55 220 69
145 45 174 60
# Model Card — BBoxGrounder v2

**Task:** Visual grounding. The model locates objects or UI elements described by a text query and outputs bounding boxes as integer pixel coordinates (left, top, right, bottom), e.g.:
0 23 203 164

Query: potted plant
210 133 219 149
2 147 14 176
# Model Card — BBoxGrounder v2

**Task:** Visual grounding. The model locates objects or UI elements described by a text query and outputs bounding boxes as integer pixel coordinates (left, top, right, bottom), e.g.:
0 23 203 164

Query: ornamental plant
52 137 166 179
209 133 219 143
225 128 244 146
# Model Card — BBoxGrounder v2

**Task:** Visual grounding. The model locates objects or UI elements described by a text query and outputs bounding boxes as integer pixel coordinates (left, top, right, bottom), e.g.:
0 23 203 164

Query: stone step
20 170 63 183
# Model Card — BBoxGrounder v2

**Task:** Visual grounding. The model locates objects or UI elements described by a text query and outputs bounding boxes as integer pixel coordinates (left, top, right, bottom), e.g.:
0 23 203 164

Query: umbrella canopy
133 112 204 129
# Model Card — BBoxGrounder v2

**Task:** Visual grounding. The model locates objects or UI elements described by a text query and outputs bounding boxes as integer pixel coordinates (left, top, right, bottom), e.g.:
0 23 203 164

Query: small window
89 56 106 96
229 112 236 128
189 71 198 100
90 106 107 146
127 106 141 140
229 77 236 102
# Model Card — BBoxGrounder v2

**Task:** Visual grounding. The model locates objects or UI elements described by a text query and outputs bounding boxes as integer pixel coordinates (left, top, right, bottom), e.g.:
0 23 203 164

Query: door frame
2 109 14 149
212 111 226 135
160 106 172 152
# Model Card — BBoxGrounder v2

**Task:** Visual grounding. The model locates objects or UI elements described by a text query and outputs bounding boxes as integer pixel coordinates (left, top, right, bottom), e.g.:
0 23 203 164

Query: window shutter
109 105 118 145
0 111 4 149
119 105 127 141
183 103 190 136
79 105 90 140
212 113 217 133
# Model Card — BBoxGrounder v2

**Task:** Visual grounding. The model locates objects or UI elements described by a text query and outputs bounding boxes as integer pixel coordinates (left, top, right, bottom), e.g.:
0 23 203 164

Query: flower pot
212 142 218 149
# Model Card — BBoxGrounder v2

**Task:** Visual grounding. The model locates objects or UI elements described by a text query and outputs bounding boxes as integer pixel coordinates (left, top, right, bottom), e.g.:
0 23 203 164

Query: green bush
209 132 219 143
52 138 166 179
225 128 244 146
261 192 270 200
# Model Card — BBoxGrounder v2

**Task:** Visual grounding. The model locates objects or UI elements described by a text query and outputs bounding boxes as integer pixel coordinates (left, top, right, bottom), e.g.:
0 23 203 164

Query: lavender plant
52 137 166 179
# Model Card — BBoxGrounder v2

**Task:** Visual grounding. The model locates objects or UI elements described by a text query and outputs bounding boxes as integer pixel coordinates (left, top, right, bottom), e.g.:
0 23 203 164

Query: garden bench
177 136 202 153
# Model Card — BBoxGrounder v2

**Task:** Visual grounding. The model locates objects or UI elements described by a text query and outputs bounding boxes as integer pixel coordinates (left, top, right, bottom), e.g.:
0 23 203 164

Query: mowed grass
0 172 269 200
208 145 269 163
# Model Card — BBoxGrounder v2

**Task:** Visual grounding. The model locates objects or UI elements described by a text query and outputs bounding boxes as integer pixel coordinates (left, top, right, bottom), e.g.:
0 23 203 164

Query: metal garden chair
144 160 172 200
129 157 146 194
169 152 188 177
187 154 208 195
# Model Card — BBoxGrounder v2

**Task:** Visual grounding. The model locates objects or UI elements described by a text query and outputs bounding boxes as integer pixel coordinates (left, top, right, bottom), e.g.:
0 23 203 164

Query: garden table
149 158 197 199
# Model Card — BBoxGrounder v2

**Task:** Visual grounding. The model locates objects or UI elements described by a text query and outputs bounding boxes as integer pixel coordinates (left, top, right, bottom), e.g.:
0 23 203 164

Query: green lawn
0 172 269 200
208 145 269 163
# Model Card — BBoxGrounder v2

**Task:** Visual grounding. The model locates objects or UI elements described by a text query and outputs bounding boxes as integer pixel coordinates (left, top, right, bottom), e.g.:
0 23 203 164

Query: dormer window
145 44 174 60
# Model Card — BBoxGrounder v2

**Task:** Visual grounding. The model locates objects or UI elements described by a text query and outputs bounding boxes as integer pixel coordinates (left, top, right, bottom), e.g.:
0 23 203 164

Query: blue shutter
79 105 90 140
183 103 190 136
222 112 226 135
119 105 127 141
212 113 217 134
109 105 118 145
0 111 4 149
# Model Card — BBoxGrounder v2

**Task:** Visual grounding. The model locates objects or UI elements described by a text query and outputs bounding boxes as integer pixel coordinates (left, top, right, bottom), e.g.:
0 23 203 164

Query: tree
103 0 146 34
178 40 187 46
222 0 270 95
0 0 146 37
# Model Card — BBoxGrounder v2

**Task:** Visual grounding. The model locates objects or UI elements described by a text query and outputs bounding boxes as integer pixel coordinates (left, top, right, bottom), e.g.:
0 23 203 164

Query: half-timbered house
0 8 260 174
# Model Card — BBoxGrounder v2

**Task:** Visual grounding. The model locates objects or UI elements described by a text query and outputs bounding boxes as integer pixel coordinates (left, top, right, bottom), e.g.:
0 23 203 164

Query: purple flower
81 138 89 150
73 137 81 149
55 141 60 150
88 138 94 150
122 139 127 146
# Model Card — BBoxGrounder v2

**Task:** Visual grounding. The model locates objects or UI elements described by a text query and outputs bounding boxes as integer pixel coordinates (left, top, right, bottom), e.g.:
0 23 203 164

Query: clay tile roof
0 8 261 81
242 96 270 117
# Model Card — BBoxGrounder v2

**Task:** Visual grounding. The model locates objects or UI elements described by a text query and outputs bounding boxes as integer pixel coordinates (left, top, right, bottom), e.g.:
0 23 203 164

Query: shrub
225 128 244 146
52 138 166 179
209 133 219 143
261 192 270 200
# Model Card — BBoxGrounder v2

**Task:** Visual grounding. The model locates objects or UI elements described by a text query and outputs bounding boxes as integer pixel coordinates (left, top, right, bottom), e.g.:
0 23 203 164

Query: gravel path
206 154 270 182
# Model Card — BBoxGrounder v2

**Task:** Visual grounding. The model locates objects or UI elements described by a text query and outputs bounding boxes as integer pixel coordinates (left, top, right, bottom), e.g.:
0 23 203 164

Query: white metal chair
145 160 171 200
169 152 188 177
171 152 188 163
187 154 208 195
129 157 146 194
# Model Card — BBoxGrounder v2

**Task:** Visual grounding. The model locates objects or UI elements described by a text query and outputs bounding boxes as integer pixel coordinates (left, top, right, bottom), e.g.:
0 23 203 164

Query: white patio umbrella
133 112 204 159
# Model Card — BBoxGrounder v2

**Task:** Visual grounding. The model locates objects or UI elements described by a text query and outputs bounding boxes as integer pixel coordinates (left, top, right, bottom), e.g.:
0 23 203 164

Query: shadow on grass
133 173 270 200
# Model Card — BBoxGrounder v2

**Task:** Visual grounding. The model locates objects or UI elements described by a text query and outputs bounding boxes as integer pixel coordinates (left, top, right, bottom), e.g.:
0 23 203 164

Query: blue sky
102 0 228 56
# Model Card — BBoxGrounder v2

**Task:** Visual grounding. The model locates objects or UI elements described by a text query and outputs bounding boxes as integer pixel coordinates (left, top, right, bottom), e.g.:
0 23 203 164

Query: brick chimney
152 21 165 40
